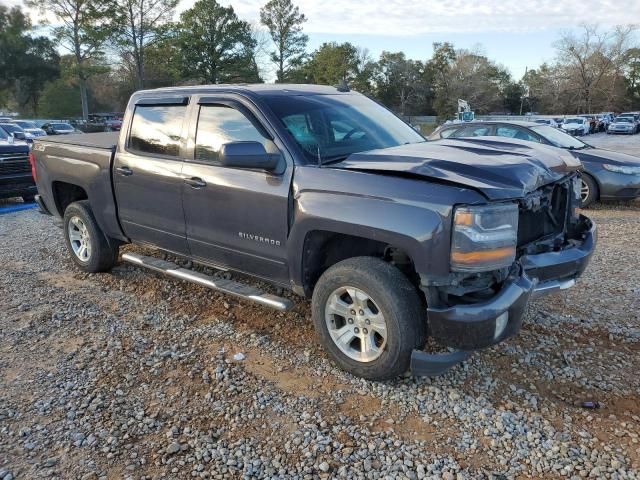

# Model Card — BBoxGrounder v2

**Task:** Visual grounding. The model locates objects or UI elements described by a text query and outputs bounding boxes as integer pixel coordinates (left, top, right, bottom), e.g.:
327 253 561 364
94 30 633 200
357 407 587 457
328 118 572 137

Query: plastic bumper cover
411 216 596 375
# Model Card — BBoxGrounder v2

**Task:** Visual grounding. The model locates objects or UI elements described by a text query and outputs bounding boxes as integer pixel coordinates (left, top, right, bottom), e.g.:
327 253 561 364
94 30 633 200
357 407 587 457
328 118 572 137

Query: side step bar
121 253 293 311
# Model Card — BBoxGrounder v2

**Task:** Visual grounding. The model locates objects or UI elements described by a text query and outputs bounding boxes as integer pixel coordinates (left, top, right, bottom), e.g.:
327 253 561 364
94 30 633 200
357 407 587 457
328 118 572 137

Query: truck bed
38 132 119 150
33 131 125 242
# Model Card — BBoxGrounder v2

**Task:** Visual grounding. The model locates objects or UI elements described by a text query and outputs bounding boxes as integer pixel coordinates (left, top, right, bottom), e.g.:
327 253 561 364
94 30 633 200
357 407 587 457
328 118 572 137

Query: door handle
116 166 133 176
184 177 207 188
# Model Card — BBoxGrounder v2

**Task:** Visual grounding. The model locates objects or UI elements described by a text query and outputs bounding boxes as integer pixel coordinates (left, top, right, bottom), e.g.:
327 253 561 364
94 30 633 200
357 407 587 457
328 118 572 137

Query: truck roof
133 84 352 98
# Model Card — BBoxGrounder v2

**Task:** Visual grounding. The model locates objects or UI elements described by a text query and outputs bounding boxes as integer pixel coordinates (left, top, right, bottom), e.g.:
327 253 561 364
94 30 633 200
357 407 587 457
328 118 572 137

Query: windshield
52 123 73 130
0 127 8 141
615 117 633 123
564 118 583 124
531 125 587 149
264 94 425 164
0 123 22 133
15 121 37 129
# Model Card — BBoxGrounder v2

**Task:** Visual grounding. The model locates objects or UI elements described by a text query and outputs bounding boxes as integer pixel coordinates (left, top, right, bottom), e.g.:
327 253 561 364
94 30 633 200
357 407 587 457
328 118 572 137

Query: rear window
439 127 460 138
15 121 37 129
129 105 186 157
451 126 491 138
51 123 73 130
0 124 21 133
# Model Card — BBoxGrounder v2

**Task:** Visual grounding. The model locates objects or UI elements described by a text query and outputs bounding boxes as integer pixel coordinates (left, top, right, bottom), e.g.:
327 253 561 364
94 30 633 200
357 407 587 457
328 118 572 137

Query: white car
533 118 560 128
11 120 47 137
607 117 636 135
561 118 589 136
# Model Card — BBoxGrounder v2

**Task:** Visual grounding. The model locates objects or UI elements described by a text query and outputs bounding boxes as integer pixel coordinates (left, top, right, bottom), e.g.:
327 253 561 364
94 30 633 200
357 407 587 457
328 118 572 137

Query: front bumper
596 171 640 200
0 181 36 200
418 216 595 358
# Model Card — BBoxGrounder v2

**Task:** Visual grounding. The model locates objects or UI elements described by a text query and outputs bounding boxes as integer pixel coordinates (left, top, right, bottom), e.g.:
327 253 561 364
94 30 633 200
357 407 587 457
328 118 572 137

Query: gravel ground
584 131 640 155
1 203 639 479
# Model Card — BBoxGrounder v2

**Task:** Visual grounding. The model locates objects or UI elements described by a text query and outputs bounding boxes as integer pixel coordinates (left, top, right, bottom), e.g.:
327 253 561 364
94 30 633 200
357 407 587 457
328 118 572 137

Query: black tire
21 194 35 203
311 257 427 380
63 200 119 273
580 173 599 208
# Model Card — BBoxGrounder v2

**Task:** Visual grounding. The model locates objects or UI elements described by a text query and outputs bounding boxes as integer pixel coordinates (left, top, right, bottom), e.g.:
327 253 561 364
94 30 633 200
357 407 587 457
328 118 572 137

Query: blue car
429 120 640 207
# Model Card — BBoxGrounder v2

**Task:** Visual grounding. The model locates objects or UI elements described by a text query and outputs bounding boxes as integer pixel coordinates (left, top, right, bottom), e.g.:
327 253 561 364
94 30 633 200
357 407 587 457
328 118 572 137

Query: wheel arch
52 181 88 217
287 193 449 297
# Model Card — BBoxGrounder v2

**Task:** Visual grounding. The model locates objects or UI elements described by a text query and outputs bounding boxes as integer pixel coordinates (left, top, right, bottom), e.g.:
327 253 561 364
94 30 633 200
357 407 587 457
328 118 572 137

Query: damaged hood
332 137 582 200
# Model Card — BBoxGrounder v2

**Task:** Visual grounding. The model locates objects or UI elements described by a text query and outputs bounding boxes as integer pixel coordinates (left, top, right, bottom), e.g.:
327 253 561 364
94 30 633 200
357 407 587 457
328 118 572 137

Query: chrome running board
121 253 293 311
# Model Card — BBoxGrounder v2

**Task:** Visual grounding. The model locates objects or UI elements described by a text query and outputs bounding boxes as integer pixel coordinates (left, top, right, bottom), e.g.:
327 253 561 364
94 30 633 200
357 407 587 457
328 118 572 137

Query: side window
129 105 186 157
495 126 541 143
195 105 267 164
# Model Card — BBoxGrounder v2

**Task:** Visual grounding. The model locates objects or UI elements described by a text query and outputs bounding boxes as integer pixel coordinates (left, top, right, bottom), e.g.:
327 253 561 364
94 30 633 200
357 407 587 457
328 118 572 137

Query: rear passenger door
113 97 190 254
180 95 293 283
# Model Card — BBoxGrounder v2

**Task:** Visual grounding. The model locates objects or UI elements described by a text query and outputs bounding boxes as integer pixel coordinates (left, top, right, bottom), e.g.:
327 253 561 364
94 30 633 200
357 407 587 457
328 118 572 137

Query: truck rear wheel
311 257 427 380
63 201 119 273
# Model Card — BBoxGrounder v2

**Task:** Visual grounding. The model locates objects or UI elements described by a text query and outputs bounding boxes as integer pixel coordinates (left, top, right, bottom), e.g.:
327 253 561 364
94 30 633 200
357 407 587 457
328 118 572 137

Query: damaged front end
412 174 596 376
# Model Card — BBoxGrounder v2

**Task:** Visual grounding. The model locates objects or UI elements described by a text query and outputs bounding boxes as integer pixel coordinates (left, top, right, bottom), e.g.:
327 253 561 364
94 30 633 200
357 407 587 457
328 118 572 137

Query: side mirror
219 141 282 172
13 132 26 140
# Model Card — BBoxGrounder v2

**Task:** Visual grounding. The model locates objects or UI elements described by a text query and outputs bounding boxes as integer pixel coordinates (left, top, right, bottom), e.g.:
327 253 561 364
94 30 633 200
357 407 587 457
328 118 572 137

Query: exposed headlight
451 203 518 272
603 164 640 175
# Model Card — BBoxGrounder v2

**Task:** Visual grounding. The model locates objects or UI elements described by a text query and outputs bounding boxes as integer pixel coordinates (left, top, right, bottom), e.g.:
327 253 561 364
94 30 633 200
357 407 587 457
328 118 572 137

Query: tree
375 51 426 116
0 5 60 115
425 44 517 117
178 0 259 84
555 24 637 113
304 42 358 85
26 0 109 120
260 0 308 82
38 78 82 117
110 0 179 90
425 42 456 118
624 47 640 109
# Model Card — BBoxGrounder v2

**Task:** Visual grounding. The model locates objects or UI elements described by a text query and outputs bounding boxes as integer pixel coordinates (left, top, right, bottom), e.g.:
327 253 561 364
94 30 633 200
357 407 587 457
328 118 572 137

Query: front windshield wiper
319 154 350 166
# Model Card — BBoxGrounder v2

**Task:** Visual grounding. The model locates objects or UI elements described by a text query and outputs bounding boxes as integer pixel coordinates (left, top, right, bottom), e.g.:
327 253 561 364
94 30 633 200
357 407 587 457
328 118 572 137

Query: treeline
1 0 639 119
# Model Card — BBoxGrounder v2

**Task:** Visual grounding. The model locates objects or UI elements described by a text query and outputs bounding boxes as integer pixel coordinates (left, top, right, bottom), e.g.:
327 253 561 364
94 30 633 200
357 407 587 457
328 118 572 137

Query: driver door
180 95 293 283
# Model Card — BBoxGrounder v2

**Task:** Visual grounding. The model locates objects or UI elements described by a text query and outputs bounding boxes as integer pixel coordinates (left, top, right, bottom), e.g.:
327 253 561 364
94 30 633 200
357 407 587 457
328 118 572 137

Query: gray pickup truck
32 84 595 380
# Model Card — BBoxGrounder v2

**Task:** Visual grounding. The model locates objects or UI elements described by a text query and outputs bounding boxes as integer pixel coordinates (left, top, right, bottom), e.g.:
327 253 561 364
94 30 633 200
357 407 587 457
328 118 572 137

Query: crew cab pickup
32 85 595 380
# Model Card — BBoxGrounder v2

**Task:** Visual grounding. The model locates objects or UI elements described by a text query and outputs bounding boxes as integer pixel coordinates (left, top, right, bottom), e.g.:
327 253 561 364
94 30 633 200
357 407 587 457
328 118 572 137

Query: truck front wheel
63 201 119 273
311 257 427 380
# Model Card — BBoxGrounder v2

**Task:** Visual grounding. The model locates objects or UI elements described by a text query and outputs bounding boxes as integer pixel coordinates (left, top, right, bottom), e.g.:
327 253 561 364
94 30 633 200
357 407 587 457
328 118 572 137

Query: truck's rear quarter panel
33 132 126 241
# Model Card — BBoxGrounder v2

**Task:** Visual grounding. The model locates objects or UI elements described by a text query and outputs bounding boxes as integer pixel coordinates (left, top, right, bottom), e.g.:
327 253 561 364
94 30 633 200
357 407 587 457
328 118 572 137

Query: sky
8 0 640 81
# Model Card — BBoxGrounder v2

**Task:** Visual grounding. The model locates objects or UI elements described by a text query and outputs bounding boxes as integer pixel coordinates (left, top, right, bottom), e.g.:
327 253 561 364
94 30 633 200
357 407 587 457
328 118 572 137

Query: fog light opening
494 312 509 339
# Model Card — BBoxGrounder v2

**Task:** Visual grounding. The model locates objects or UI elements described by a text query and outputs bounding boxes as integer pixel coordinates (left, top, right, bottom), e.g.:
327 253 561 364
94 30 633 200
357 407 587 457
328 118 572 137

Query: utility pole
520 66 528 116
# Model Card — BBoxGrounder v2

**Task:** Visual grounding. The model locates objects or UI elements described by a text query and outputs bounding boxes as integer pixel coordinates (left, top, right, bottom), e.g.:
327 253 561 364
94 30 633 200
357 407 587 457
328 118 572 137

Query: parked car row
429 120 640 207
608 112 640 134
527 112 639 136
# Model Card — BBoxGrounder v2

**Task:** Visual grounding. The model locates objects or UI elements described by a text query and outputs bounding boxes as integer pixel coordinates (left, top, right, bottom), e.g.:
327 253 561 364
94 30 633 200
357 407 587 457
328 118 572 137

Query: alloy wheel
580 179 590 203
68 216 92 262
324 286 387 362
